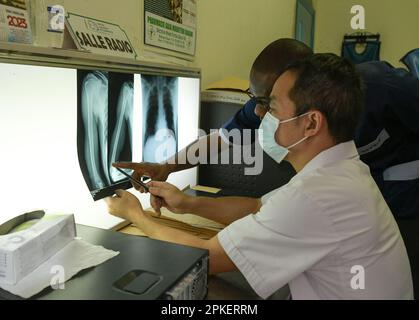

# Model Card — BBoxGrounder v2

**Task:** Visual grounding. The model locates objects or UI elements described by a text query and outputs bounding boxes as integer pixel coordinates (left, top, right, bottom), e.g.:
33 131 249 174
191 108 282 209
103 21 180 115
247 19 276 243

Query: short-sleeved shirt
220 61 419 218
218 142 413 299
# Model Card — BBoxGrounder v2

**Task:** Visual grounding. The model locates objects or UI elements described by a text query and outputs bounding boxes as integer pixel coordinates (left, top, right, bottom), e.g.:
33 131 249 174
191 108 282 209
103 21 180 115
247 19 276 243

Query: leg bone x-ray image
142 75 179 162
77 70 134 200
108 74 134 182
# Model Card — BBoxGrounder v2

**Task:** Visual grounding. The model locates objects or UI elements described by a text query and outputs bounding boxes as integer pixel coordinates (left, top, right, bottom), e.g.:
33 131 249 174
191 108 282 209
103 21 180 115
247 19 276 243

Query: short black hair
250 39 313 95
285 53 364 144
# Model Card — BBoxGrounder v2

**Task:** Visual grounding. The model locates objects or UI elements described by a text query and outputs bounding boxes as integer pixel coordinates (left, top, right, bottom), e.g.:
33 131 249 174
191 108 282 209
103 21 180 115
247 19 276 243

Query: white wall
194 0 297 88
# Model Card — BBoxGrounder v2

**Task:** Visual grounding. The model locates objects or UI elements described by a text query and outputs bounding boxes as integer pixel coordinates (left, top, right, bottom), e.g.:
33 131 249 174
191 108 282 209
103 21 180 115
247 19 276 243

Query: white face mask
258 111 311 163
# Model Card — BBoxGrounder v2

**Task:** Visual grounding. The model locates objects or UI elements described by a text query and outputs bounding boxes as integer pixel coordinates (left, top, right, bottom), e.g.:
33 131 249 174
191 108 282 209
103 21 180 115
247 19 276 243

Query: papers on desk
0 238 119 298
121 208 226 240
190 185 221 194
161 208 225 231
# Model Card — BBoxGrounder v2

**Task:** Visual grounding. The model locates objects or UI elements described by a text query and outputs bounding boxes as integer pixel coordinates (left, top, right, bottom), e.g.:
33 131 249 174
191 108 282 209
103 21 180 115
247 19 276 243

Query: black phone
115 167 150 192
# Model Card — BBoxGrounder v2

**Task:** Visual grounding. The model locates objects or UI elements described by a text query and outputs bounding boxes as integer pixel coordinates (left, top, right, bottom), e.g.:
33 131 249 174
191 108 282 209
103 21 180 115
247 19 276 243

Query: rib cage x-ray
77 70 134 200
142 75 178 162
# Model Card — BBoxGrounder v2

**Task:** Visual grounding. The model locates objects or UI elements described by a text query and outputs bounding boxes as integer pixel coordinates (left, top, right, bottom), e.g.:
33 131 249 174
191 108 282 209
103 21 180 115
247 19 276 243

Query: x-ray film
77 70 134 200
142 75 179 163
77 70 197 201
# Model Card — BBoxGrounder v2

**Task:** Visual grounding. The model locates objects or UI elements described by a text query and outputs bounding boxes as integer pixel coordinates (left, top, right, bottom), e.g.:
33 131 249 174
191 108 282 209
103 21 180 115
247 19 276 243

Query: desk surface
118 225 290 300
0 223 289 300
0 224 207 300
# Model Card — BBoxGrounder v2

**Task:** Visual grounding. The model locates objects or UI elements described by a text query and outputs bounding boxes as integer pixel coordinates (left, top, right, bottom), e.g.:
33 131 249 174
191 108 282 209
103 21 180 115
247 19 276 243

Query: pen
115 167 150 192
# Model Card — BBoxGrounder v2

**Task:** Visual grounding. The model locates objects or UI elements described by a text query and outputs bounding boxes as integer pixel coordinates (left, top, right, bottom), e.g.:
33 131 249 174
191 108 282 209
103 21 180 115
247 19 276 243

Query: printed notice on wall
66 13 137 59
0 0 32 44
144 0 197 56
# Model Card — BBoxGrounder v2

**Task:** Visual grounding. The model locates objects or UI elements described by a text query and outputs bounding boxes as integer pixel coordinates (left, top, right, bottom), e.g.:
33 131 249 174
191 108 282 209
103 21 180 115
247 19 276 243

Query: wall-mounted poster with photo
144 0 197 56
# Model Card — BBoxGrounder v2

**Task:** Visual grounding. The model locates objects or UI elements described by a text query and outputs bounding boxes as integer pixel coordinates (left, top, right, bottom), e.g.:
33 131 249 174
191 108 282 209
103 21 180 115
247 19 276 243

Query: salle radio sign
66 13 137 59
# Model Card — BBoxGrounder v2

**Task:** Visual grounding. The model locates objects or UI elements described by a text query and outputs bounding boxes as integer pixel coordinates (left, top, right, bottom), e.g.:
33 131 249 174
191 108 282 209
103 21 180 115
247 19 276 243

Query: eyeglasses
245 88 271 110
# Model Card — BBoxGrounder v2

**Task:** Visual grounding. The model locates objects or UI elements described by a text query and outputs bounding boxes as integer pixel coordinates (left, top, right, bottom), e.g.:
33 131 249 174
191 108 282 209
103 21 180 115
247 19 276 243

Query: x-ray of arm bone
80 71 110 190
142 76 179 163
77 71 135 200
109 80 134 182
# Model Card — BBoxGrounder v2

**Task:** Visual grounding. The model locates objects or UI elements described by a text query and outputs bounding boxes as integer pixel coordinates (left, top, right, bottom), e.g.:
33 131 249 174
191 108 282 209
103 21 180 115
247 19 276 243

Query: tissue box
0 211 76 285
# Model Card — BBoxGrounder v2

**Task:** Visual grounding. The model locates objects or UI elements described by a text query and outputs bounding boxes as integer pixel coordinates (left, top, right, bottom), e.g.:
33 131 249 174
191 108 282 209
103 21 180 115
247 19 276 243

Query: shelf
0 41 200 77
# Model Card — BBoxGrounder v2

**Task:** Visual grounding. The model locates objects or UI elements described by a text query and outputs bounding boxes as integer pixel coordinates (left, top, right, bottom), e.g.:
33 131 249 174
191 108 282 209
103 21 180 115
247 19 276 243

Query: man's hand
148 181 190 215
105 190 145 223
113 162 171 192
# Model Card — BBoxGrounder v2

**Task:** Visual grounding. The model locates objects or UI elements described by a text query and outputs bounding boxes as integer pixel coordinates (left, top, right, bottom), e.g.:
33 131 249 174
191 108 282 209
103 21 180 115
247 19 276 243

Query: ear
304 111 323 137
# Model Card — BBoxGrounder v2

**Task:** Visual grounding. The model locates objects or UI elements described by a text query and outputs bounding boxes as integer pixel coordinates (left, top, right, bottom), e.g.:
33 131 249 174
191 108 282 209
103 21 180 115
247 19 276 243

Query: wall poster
0 0 32 44
144 0 196 56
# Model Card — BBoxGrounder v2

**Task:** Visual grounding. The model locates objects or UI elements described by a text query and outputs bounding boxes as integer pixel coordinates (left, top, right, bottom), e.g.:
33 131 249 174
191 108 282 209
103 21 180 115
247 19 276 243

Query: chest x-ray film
141 75 178 162
77 70 134 200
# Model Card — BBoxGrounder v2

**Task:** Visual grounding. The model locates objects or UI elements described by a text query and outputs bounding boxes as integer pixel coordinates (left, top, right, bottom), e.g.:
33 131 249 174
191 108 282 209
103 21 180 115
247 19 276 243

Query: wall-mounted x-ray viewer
0 46 200 229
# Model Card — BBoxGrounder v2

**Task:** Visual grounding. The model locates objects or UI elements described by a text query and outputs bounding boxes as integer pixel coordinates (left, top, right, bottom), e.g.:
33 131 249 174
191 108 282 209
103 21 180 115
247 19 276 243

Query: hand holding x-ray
105 189 145 223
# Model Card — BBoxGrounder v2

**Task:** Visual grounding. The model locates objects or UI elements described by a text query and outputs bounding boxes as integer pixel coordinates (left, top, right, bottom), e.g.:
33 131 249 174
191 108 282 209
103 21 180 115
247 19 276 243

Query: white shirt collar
295 141 360 178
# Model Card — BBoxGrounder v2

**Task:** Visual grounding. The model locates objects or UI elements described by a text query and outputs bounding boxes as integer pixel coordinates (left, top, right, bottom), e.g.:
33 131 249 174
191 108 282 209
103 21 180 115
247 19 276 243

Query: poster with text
144 0 196 56
0 0 32 44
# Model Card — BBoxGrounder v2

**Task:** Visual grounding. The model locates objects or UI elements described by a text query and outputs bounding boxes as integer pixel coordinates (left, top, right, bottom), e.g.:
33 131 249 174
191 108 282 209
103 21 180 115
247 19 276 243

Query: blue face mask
258 111 311 163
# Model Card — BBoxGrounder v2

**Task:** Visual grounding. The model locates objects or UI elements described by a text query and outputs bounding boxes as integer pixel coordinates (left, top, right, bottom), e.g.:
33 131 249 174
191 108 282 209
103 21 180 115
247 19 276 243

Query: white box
0 211 76 285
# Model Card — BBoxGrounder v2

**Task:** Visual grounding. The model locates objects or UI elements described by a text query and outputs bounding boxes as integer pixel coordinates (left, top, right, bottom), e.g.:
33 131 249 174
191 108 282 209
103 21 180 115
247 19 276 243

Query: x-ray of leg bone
142 75 179 163
109 73 134 183
77 70 134 199
78 70 110 191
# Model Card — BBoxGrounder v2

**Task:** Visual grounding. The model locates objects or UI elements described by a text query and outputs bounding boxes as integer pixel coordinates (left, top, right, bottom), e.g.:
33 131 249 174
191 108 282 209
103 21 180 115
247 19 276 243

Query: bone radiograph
141 75 179 163
108 74 134 183
77 72 188 200
77 70 134 200
78 71 109 191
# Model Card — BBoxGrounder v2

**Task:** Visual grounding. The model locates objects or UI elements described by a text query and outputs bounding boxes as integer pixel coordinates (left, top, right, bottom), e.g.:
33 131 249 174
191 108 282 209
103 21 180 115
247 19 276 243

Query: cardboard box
0 211 76 285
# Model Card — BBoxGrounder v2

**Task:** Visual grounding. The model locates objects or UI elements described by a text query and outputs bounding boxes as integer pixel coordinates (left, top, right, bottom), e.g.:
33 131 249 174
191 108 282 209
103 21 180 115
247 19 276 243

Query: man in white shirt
105 53 413 299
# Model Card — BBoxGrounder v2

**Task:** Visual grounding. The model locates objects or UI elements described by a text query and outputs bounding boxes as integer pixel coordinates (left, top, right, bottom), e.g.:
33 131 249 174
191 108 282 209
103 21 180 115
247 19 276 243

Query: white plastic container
0 212 76 285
